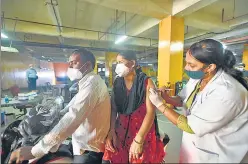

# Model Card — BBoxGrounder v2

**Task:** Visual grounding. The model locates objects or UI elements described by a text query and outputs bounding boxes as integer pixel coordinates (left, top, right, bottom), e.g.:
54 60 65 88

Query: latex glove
149 88 164 108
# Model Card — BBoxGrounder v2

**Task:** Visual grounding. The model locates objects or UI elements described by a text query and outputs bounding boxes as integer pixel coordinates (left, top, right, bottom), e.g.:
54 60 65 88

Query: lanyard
186 82 201 115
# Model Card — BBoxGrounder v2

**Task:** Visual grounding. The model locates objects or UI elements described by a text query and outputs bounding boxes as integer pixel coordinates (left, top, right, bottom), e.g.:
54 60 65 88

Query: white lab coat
178 69 248 163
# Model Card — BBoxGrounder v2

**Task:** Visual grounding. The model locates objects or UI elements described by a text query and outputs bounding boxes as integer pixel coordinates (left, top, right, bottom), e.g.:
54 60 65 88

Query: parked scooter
1 96 73 163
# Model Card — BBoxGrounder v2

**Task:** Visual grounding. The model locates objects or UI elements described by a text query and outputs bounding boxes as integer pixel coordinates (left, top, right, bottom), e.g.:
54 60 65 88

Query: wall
38 60 56 85
1 52 54 90
53 63 69 84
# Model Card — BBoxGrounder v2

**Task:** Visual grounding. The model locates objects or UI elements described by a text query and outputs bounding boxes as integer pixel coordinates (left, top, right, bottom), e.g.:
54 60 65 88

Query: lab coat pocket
193 141 219 163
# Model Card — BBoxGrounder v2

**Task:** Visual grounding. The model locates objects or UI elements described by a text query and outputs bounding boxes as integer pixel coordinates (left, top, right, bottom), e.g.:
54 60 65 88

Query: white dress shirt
178 69 248 163
31 72 111 157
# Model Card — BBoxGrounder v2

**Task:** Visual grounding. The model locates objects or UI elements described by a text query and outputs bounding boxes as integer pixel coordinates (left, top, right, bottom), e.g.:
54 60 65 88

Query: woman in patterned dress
102 51 165 163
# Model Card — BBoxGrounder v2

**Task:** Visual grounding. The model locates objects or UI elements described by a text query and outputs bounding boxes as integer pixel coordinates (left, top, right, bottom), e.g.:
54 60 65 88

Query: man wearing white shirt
9 49 111 163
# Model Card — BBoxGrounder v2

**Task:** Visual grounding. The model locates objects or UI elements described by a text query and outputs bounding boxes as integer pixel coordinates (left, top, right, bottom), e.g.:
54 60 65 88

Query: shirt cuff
176 115 194 134
31 141 47 158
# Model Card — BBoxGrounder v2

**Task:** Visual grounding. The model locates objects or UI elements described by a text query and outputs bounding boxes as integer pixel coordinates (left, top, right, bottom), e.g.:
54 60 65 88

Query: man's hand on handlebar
9 146 34 164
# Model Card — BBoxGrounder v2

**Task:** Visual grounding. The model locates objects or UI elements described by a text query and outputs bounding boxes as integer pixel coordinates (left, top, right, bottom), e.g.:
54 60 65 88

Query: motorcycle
1 96 73 164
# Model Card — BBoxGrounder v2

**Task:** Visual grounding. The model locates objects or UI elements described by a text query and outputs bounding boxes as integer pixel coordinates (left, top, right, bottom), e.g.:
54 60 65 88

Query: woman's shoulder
146 78 155 89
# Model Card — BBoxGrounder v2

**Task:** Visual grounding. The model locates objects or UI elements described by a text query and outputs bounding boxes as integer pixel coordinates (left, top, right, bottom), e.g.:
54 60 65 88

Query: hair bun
223 50 236 69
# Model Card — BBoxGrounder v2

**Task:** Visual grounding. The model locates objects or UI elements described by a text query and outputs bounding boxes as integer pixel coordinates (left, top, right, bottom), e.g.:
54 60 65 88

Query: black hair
72 49 96 69
118 50 137 62
118 51 140 74
189 39 248 90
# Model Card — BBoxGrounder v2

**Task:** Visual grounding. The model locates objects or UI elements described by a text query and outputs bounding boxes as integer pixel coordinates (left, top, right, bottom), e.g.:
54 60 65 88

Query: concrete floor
157 110 183 163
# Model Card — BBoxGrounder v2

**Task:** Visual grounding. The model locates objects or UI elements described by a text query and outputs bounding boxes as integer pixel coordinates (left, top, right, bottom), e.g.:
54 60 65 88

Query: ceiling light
42 56 45 58
148 64 153 66
159 41 169 48
1 33 8 39
48 59 51 62
115 35 128 44
170 42 184 52
1 46 19 53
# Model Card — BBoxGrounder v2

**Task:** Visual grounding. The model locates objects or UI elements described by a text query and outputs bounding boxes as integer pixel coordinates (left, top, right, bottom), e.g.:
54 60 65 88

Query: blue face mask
185 70 205 79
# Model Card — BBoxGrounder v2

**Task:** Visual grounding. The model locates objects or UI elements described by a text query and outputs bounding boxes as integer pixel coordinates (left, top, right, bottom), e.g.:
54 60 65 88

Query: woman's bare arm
135 79 156 143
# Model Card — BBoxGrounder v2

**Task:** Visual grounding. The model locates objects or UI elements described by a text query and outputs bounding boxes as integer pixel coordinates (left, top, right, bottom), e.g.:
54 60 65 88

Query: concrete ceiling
1 0 248 64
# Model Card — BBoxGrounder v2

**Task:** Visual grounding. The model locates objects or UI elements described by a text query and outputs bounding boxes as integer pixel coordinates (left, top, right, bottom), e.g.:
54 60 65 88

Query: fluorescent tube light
1 46 19 53
1 33 8 39
115 35 128 44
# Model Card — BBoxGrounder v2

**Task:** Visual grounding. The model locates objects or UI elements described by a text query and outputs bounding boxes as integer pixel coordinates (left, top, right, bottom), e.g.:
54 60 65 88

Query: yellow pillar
158 16 184 95
94 61 98 74
105 52 118 87
243 44 248 70
141 66 150 76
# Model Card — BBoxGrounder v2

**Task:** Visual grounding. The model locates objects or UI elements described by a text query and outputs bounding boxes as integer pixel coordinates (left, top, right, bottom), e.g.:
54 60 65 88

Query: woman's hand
129 139 144 161
105 130 118 153
149 88 164 109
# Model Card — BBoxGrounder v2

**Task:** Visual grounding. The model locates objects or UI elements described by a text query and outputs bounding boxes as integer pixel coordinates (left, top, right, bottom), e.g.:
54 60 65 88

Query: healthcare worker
149 39 248 163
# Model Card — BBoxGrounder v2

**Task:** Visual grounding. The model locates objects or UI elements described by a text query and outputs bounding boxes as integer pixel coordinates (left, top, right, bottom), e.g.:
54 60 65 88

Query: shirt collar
78 71 95 85
202 69 223 91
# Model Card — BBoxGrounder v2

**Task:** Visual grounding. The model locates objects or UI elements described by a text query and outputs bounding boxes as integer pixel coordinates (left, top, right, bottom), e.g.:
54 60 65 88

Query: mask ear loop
79 62 91 79
130 60 137 72
78 61 88 71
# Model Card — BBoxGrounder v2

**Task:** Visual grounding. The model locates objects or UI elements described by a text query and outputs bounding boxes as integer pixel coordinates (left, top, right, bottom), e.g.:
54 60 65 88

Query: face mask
67 62 88 81
185 70 205 79
115 63 130 77
185 64 210 79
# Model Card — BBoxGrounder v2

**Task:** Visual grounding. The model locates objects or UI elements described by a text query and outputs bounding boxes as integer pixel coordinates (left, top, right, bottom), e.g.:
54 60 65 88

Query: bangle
134 138 144 145
162 105 168 114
